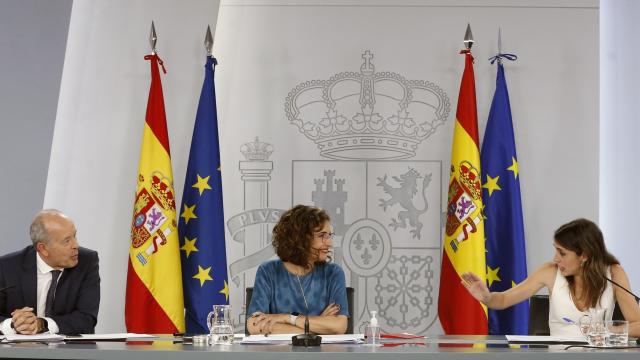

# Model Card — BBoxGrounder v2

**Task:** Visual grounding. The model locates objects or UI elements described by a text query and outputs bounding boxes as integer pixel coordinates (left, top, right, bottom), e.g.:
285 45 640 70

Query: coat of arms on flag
446 160 482 252
132 172 176 264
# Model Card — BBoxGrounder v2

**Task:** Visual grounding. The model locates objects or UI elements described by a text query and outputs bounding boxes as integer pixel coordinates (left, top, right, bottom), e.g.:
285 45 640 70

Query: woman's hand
251 313 289 335
320 303 341 316
461 272 491 305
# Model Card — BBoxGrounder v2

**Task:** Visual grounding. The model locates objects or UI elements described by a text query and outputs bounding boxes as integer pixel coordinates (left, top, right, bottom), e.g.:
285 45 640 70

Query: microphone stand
603 276 640 345
292 314 322 347
292 273 321 347
604 276 640 302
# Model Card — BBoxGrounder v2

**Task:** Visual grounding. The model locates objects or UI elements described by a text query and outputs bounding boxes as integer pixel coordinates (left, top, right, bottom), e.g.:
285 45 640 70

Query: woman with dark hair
462 218 640 336
246 205 348 335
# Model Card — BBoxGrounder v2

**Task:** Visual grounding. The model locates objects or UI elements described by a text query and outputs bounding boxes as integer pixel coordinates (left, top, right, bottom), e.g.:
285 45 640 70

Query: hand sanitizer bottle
364 310 380 345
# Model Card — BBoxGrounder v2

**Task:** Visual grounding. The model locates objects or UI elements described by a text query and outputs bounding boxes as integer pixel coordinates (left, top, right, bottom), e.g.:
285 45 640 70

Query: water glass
207 304 234 345
606 320 629 346
587 321 607 347
578 314 591 336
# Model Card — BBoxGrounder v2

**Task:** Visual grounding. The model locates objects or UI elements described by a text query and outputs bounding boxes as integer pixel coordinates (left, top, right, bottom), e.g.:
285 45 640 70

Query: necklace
295 274 310 311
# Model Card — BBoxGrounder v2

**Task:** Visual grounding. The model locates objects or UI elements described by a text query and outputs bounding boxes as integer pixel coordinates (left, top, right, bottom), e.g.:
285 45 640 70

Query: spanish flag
125 54 185 333
438 49 488 334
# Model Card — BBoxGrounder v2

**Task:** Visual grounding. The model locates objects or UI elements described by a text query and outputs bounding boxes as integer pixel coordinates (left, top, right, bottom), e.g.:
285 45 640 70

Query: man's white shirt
0 253 61 334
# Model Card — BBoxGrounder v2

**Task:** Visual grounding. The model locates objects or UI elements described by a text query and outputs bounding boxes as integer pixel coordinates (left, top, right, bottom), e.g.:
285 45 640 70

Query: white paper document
4 334 65 342
242 334 364 344
66 333 156 340
506 335 588 344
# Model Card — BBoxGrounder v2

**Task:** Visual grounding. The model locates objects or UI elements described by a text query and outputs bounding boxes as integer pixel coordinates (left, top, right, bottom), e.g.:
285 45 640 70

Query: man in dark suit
0 209 100 335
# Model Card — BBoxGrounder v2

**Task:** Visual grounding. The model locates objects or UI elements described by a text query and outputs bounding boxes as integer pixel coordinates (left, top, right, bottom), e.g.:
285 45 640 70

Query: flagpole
126 20 185 333
497 27 502 59
178 24 229 334
464 23 474 50
482 28 528 335
438 23 488 335
205 25 213 57
149 21 157 55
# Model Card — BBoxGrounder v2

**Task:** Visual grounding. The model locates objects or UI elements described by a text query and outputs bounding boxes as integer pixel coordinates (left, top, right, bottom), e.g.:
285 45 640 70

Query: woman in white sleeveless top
461 219 640 337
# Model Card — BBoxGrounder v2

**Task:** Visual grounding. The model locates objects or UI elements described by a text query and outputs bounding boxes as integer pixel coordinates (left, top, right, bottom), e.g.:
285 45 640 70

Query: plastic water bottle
364 310 380 345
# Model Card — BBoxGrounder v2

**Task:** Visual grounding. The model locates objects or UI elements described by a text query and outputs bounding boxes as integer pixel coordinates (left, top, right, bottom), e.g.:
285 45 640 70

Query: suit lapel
21 248 37 311
54 268 72 314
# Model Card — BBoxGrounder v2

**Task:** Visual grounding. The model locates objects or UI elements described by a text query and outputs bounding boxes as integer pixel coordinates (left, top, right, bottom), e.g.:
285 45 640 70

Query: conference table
1 335 639 360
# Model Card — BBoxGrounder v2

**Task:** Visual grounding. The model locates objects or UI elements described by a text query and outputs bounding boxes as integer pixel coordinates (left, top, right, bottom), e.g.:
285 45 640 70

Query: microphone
291 273 321 347
604 276 640 302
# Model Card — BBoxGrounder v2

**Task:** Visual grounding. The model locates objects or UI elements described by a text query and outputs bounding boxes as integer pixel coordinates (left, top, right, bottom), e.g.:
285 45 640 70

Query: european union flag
178 56 229 334
481 57 528 335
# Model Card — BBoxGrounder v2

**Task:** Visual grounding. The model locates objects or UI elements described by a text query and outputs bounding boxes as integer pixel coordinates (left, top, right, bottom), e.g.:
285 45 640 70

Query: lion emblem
377 168 431 239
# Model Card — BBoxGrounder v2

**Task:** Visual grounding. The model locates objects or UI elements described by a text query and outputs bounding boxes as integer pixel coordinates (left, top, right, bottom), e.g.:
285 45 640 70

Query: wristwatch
289 312 299 326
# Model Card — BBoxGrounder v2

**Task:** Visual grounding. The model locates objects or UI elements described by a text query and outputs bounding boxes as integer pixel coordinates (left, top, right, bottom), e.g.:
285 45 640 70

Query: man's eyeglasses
315 231 335 241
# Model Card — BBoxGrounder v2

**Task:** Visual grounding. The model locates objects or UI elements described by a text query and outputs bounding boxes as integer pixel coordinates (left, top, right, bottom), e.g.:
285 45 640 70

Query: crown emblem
458 161 481 199
150 171 176 210
285 50 450 160
241 137 274 161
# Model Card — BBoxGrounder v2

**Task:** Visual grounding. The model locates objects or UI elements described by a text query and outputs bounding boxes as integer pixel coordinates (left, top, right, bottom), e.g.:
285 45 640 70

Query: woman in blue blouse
246 205 349 335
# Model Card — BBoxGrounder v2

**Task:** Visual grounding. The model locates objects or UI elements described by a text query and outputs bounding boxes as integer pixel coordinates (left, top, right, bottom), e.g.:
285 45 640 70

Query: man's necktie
44 270 61 317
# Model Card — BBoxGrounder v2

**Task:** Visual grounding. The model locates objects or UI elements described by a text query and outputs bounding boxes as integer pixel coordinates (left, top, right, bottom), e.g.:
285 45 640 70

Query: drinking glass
207 304 234 345
606 320 629 346
578 314 591 336
586 309 607 347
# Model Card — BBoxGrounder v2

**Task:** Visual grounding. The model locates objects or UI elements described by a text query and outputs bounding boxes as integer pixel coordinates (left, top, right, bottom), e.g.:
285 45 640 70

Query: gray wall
0 0 72 251
600 0 640 292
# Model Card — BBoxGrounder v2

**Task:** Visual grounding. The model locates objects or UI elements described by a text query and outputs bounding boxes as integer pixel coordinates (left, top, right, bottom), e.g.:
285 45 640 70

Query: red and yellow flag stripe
438 50 488 334
125 54 185 333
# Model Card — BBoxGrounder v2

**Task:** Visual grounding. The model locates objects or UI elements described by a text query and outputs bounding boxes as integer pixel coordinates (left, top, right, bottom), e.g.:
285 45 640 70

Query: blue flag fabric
480 61 529 335
179 56 229 334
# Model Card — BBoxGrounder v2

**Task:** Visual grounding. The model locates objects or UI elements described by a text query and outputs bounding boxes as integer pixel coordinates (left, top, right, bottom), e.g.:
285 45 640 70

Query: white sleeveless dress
548 267 615 336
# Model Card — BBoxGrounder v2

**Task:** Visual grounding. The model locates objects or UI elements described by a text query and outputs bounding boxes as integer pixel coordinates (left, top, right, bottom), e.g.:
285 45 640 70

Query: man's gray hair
30 209 65 246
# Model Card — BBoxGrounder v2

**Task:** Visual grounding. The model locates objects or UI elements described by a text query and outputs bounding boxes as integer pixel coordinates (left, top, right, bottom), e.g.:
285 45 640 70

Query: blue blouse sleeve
327 264 349 317
247 263 272 316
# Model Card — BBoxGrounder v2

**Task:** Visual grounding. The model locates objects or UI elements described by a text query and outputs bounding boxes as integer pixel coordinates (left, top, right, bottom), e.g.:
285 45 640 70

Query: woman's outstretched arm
461 262 556 310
